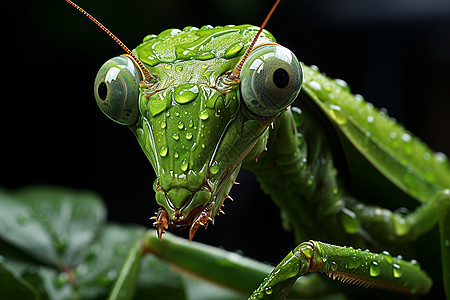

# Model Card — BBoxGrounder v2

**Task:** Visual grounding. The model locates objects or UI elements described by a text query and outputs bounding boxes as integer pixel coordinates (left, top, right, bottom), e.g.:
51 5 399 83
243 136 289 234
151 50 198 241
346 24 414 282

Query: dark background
3 0 450 298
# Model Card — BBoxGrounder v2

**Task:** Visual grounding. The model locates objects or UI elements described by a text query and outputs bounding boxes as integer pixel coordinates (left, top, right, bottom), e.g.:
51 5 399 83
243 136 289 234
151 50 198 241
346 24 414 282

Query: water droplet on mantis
264 287 273 295
401 133 413 155
172 133 180 140
159 145 168 157
161 122 167 129
210 161 220 174
310 80 322 92
174 84 199 104
392 263 403 278
174 152 179 159
369 261 380 277
382 251 393 263
328 104 346 125
199 110 209 120
367 115 374 123
178 121 184 129
186 132 193 140
435 152 448 164
334 78 350 92
181 159 188 172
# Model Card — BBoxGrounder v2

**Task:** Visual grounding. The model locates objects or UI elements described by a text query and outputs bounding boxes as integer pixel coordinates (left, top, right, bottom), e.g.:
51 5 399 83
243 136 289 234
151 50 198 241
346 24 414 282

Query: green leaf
0 261 40 300
76 224 146 299
0 186 105 267
0 186 191 299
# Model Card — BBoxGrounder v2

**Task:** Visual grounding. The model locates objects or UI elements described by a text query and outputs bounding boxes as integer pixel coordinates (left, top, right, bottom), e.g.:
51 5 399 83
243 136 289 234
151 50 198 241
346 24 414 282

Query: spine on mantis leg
301 240 432 295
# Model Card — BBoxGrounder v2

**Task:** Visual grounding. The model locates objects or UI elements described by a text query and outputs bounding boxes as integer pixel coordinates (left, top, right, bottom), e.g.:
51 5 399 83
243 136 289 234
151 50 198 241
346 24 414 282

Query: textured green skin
101 25 449 299
130 25 277 219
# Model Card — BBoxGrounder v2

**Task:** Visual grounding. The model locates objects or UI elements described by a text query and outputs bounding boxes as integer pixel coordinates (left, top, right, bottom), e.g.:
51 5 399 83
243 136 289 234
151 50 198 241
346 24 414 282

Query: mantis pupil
273 68 289 89
98 82 108 100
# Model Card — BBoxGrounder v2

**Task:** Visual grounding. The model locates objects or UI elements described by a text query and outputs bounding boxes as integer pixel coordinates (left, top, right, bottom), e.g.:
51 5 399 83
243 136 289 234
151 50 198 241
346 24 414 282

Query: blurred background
3 0 450 298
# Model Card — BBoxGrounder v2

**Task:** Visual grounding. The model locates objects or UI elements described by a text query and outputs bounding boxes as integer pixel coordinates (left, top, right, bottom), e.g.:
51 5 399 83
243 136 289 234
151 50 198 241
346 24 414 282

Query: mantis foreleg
249 240 432 300
109 231 338 299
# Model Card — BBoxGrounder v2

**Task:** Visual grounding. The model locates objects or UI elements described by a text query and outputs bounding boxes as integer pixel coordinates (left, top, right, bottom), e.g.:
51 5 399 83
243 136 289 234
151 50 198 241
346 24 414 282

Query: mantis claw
189 205 214 242
154 207 169 241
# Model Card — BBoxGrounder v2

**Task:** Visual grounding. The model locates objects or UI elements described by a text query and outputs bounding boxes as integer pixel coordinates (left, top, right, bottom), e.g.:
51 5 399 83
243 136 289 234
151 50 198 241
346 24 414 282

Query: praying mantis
66 0 449 299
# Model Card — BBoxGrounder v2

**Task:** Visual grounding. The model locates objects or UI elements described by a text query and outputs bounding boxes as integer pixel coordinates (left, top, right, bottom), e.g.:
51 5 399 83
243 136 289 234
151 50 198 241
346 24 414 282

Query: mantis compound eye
94 55 141 125
240 44 303 116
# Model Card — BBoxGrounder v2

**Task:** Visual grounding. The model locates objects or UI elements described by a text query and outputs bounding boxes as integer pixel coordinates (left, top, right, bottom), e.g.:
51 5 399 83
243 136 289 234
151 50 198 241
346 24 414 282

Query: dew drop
199 111 209 120
367 115 374 123
224 42 244 59
435 152 448 163
328 104 347 125
401 133 412 143
393 263 403 278
335 78 350 92
188 119 194 127
159 145 168 157
401 133 413 155
181 159 188 172
369 261 380 277
210 162 220 174
382 251 393 263
178 121 184 129
310 80 322 91
161 122 167 129
174 83 199 104
186 132 193 140
264 287 273 295
354 94 364 102
172 133 180 140
174 152 179 159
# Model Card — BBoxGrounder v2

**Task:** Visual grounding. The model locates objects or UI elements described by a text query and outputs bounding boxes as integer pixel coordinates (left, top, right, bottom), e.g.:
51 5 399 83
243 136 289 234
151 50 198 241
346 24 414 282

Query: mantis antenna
65 0 156 83
228 0 282 81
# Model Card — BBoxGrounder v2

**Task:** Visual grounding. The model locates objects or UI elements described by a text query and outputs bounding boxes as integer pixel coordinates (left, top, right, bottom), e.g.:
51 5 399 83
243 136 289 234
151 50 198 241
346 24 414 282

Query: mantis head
67 0 302 241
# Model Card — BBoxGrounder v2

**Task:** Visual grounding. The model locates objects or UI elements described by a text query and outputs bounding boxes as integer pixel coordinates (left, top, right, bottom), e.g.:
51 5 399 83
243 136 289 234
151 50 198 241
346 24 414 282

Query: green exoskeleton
67 0 449 299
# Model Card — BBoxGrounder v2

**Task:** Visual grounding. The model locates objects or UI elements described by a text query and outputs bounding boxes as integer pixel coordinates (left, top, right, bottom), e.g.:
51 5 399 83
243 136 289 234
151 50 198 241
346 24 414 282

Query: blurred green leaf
0 186 197 300
0 261 40 300
0 186 105 267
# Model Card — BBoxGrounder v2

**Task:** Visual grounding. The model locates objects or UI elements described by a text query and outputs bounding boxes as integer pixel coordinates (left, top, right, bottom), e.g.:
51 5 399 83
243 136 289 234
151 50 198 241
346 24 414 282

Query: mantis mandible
66 0 450 299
